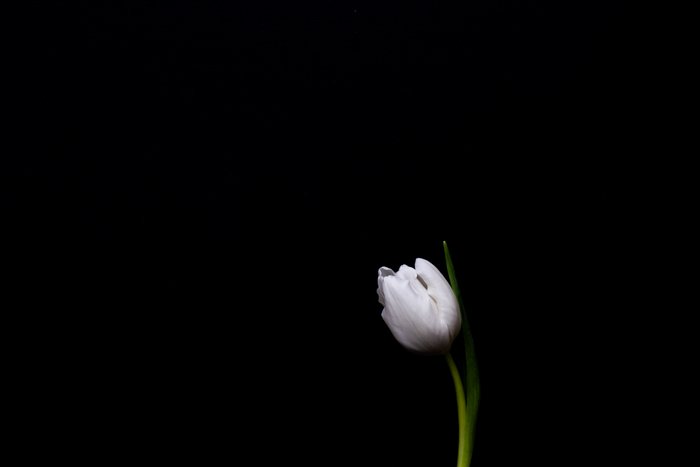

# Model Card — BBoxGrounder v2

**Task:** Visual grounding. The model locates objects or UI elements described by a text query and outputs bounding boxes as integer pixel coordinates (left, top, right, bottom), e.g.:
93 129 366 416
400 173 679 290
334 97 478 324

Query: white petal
414 258 451 293
395 264 418 281
378 267 395 278
381 274 452 354
377 267 395 305
414 258 461 338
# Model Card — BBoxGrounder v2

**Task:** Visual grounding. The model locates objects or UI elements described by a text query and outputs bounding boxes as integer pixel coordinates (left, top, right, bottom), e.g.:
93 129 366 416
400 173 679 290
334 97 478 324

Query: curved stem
446 352 468 467
444 241 480 466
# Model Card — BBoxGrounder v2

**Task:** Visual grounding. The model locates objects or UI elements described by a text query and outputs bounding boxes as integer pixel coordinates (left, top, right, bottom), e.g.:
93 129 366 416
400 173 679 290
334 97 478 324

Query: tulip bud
377 258 461 354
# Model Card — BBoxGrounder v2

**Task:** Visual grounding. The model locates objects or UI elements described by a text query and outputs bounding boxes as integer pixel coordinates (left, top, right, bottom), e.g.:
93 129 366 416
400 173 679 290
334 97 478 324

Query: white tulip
377 258 461 354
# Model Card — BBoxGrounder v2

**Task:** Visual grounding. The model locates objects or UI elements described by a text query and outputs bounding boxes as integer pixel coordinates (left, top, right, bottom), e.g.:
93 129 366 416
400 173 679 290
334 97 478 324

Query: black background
9 1 666 465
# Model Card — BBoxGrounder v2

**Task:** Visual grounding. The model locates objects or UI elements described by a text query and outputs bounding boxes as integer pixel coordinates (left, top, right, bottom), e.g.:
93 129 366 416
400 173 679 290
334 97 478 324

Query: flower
377 258 461 354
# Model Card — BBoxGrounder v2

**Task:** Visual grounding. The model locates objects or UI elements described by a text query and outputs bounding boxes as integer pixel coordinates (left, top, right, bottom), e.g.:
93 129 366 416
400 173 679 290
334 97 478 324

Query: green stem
444 241 480 467
446 352 468 467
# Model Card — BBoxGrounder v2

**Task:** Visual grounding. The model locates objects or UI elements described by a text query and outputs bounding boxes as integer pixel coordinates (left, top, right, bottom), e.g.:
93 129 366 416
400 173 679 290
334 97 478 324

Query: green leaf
444 241 480 467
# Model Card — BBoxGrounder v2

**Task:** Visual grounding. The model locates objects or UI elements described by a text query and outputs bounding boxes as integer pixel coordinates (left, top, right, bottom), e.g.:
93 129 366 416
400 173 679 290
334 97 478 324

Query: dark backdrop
10 1 658 465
